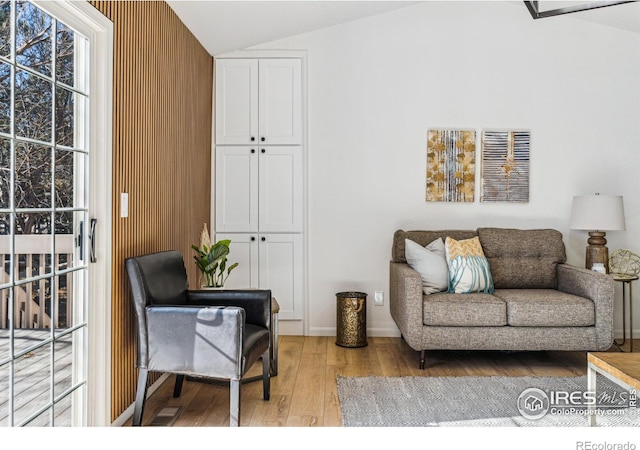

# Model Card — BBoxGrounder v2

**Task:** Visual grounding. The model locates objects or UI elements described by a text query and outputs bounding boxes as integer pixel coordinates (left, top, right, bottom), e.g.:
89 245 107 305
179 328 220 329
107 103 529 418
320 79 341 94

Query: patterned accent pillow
445 236 494 294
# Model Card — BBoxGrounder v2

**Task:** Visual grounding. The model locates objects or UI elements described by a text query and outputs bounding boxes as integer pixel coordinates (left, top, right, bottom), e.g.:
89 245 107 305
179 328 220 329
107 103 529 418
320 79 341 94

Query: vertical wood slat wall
89 1 213 422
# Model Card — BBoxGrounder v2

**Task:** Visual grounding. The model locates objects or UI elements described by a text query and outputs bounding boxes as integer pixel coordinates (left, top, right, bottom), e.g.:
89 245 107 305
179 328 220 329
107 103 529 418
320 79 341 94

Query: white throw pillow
405 238 449 295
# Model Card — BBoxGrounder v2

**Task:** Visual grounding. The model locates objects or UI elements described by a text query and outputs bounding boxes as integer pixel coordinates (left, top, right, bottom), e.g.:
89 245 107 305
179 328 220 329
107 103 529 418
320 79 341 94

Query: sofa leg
419 350 426 370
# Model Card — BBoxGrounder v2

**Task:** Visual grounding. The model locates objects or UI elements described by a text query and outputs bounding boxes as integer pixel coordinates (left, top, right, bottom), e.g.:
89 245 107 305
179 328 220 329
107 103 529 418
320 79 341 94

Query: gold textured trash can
336 291 368 348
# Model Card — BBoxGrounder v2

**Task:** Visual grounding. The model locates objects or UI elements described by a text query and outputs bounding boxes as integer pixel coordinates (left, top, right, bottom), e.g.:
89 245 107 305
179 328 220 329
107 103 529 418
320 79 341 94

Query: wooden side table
613 275 638 352
270 297 279 376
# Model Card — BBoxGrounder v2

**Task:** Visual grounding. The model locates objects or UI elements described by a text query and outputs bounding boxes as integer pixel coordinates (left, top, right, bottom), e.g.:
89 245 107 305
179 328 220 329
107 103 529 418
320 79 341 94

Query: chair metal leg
132 368 149 426
173 374 184 398
419 350 426 370
230 378 241 427
262 349 271 401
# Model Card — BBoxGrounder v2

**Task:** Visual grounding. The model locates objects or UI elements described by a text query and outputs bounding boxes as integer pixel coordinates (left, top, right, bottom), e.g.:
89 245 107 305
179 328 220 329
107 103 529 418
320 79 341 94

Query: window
0 0 103 426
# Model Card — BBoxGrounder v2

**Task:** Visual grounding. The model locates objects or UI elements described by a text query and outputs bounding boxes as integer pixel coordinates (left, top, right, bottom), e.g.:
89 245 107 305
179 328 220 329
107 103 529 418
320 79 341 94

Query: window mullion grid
6 58 87 100
4 1 91 426
49 15 57 426
7 0 16 428
13 134 56 149
15 206 87 213
4 264 85 290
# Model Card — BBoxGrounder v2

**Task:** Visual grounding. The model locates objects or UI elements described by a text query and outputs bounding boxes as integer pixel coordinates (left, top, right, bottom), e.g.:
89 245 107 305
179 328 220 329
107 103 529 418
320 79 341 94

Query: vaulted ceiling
166 1 640 57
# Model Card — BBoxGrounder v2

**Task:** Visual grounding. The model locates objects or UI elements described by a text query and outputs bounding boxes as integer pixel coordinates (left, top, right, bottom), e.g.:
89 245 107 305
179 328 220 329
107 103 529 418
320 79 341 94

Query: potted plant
192 224 239 288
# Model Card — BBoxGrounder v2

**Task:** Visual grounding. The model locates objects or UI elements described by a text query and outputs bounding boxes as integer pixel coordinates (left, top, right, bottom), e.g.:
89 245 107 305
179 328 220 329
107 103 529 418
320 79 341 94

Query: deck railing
0 235 74 330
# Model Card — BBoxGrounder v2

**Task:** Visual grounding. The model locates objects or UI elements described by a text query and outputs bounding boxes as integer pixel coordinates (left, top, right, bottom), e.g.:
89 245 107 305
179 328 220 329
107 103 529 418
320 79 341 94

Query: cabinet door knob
261 137 266 142
251 149 255 153
251 137 255 142
251 236 256 241
261 237 266 242
261 149 266 153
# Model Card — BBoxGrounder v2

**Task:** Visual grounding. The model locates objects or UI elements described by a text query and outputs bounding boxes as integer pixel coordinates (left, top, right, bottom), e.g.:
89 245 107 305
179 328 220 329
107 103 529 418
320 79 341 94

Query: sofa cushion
492 289 595 327
445 236 494 294
423 293 506 326
477 228 566 289
392 229 477 263
405 238 449 294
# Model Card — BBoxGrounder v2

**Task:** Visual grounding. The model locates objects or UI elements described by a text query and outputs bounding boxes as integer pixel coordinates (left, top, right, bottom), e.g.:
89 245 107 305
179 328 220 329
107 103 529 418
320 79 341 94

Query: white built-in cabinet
215 233 303 320
215 146 302 233
215 58 301 145
214 56 304 324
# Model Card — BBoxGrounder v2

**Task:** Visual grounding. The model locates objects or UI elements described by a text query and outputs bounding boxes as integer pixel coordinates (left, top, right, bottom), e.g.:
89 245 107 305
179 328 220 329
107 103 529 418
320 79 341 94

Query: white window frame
32 0 113 427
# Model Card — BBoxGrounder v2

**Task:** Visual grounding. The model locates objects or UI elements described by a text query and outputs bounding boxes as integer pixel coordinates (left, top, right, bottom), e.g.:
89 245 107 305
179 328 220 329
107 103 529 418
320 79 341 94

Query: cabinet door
215 147 259 232
215 59 259 145
258 146 303 233
259 234 303 320
214 233 259 289
258 59 302 145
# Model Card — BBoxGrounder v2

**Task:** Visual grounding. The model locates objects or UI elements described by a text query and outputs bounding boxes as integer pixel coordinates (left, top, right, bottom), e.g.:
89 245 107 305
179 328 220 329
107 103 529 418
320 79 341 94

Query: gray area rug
337 375 640 427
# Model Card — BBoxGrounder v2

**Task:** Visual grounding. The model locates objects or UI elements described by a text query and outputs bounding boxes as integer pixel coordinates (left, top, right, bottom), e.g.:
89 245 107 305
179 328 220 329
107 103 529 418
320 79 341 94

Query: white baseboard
368 327 402 337
613 327 640 339
279 319 304 335
307 326 401 337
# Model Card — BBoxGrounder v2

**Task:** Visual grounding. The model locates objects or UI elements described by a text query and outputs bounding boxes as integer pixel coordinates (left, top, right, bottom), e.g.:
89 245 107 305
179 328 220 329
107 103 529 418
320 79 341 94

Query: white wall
253 1 640 337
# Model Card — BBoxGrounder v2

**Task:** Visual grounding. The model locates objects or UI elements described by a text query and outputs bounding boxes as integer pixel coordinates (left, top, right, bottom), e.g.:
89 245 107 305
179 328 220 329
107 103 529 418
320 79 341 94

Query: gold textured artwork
481 130 530 202
426 129 476 202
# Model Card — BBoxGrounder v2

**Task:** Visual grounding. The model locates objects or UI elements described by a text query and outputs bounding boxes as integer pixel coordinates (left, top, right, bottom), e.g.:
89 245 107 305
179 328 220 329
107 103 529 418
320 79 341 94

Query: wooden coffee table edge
587 352 640 391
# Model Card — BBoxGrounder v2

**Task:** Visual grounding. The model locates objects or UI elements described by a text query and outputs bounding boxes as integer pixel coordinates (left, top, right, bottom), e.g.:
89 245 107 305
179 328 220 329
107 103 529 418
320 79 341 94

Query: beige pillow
444 236 494 294
405 238 448 295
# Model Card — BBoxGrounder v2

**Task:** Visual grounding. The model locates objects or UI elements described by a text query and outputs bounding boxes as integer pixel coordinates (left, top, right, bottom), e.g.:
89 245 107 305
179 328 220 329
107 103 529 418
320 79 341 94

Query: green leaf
192 239 239 287
227 262 239 274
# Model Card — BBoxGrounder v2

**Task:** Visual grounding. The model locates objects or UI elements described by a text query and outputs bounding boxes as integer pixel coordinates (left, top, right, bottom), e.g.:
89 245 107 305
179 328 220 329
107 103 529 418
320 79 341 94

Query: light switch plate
121 193 128 218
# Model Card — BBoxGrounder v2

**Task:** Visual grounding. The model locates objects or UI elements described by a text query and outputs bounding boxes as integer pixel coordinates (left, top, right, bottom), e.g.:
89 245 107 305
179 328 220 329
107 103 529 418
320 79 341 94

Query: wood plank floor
129 336 638 427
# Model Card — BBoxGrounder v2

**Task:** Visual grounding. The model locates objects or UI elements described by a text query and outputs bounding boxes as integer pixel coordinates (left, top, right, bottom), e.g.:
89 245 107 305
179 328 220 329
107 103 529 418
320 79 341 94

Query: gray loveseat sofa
390 228 615 369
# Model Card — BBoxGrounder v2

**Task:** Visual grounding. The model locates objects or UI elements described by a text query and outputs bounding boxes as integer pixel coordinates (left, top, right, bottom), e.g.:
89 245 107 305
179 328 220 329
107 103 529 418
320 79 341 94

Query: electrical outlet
374 291 384 306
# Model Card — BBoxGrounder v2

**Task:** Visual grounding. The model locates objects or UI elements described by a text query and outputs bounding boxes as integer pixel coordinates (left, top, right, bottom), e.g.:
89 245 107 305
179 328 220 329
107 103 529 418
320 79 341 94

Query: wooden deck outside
0 237 75 330
0 329 73 426
0 239 78 426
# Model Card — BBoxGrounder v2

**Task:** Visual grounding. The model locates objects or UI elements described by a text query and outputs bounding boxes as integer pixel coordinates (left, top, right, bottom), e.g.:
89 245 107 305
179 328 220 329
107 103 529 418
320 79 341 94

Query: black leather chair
125 250 271 427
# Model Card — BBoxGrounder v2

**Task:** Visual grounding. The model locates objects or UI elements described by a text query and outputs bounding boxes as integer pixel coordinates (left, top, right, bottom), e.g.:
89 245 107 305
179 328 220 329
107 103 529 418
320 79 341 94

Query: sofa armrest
557 263 614 349
389 262 424 349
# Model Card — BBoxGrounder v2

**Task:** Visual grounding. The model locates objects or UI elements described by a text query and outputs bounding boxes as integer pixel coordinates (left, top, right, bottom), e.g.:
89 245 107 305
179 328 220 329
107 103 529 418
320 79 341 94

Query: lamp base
585 231 609 273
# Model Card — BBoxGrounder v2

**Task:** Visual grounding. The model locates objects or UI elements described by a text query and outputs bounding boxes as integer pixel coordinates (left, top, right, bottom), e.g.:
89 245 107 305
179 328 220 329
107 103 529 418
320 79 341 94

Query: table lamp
569 193 625 272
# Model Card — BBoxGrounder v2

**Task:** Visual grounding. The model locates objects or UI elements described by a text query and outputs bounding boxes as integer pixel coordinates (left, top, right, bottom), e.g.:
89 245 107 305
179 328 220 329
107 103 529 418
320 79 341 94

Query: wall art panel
481 130 530 203
426 129 476 202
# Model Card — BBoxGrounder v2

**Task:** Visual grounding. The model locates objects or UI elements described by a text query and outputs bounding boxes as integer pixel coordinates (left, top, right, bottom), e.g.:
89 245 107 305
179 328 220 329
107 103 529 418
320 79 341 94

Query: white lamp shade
569 194 626 231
